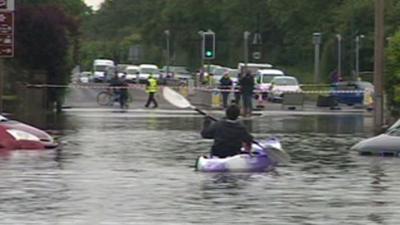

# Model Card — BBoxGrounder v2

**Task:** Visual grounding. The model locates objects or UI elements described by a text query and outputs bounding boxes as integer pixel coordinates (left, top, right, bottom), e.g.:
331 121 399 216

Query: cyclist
119 73 129 108
108 73 129 108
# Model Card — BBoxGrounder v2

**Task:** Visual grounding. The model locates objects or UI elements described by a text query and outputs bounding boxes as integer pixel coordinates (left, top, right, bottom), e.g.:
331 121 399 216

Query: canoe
195 138 281 172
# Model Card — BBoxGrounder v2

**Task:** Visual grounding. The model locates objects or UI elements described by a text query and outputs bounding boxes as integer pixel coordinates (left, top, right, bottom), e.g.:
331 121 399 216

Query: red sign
0 11 13 57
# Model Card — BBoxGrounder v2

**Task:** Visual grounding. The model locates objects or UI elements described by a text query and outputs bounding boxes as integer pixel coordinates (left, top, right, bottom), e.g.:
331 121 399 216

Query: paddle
162 86 291 164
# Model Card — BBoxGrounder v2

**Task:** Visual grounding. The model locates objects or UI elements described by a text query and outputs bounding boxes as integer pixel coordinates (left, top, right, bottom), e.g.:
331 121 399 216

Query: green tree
13 2 81 111
386 31 400 116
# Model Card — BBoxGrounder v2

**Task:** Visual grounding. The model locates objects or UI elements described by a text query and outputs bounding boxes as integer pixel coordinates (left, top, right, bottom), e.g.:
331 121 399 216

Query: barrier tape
24 83 370 94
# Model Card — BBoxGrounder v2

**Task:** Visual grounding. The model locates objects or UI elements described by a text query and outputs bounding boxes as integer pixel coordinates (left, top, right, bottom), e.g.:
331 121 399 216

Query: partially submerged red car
0 115 58 150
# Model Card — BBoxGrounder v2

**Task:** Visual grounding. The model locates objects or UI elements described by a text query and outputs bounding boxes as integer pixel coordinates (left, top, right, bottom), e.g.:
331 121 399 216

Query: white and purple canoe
195 138 283 172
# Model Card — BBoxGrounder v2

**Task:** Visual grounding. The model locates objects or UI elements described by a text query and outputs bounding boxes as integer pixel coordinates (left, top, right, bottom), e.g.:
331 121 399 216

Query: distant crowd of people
203 71 255 117
108 71 159 109
107 69 257 117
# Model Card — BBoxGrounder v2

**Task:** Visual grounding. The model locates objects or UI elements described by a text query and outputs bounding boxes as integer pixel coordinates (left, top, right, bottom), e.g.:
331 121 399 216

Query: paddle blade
257 139 291 164
163 87 193 109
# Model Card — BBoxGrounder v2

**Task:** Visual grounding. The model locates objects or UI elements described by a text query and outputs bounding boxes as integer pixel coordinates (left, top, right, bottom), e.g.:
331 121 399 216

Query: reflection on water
0 111 400 224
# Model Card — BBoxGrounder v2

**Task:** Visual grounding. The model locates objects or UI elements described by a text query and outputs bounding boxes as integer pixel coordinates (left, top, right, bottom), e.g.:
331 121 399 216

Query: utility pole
336 34 342 78
355 34 365 79
313 33 322 84
164 30 170 79
373 0 385 132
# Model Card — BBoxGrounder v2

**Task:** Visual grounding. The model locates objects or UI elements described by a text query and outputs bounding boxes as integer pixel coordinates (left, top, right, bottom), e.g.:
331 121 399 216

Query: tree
14 3 80 111
386 31 400 116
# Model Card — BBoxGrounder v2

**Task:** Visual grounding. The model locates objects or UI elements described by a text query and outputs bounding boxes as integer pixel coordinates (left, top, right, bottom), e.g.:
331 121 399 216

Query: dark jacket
109 76 122 93
201 118 253 158
219 76 233 90
240 74 254 95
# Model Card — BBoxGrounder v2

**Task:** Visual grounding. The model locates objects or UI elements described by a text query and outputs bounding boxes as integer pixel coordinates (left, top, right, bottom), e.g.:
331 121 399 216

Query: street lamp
243 31 251 73
164 30 170 79
336 34 342 79
312 32 322 84
355 34 365 79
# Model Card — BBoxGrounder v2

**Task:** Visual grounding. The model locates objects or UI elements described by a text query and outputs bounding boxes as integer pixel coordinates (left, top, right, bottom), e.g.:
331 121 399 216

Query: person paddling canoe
201 104 253 158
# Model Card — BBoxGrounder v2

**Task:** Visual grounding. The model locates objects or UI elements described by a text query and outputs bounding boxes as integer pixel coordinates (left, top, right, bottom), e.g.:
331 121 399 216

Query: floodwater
1 110 400 225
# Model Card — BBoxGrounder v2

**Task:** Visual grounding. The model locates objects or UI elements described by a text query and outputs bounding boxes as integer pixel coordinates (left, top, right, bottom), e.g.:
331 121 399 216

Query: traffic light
202 32 215 59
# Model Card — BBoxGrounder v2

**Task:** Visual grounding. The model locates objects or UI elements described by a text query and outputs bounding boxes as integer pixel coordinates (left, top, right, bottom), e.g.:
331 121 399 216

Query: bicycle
97 89 132 108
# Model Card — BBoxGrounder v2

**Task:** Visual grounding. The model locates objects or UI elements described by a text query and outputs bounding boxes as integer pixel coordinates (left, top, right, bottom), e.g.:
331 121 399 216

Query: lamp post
336 34 342 79
164 30 170 79
312 32 322 84
244 31 251 73
355 34 365 79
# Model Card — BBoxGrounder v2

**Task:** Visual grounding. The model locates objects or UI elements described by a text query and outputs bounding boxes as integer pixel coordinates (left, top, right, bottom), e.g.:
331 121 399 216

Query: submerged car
0 115 58 150
352 119 400 156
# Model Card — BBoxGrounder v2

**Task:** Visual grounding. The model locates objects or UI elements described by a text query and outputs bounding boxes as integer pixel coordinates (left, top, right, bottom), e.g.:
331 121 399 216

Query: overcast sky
84 0 104 10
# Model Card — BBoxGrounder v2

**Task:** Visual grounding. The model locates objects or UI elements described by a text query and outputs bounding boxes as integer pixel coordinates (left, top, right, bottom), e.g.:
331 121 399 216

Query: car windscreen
172 67 189 74
261 74 280 83
335 83 357 90
273 78 298 85
141 68 158 74
127 69 139 74
94 65 108 72
213 68 229 76
358 82 374 90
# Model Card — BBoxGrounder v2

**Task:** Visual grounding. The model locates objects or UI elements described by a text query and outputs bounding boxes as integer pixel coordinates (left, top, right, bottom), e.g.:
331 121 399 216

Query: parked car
352 119 400 156
268 76 302 102
138 64 160 83
255 69 285 98
330 81 374 106
160 66 192 80
0 115 58 150
125 65 140 83
79 71 92 83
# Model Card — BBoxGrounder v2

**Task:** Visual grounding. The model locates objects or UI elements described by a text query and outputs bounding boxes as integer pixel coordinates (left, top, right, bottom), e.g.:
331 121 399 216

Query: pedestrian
144 74 158 108
108 72 122 105
240 71 255 117
234 72 242 105
119 73 129 109
201 104 253 158
219 72 233 109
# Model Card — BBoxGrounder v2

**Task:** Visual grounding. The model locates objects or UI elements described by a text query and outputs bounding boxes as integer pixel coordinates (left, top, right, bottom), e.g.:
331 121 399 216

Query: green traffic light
206 51 213 57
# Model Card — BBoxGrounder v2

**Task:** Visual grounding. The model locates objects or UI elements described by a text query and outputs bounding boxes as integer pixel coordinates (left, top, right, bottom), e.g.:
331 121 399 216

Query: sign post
0 0 15 112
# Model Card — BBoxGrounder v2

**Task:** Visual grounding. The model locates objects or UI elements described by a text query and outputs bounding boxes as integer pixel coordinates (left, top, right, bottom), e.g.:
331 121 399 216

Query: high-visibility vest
146 78 158 93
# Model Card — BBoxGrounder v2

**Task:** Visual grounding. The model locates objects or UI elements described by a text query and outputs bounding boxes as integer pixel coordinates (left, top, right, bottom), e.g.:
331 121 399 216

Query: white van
255 69 285 95
125 65 140 83
138 64 159 83
237 62 273 75
93 59 115 82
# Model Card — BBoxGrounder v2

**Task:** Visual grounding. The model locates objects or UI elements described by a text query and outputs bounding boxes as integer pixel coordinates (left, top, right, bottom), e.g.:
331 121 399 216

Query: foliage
11 1 83 110
386 31 400 115
80 0 394 78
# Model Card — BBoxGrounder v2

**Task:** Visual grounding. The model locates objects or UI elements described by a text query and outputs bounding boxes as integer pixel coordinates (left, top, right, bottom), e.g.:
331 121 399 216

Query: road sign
0 0 14 11
0 11 13 57
252 51 261 60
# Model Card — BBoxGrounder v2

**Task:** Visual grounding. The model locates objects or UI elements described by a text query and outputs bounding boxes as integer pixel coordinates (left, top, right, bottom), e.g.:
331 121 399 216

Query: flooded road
1 111 399 225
